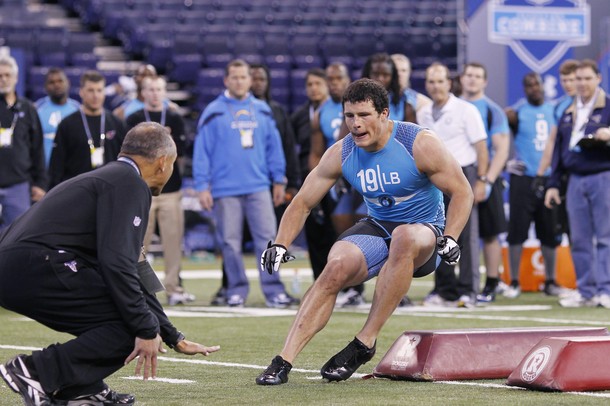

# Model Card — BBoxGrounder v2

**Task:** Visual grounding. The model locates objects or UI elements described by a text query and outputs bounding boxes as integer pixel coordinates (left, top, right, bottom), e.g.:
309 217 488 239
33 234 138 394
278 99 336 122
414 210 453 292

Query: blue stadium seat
28 66 49 92
290 36 322 68
70 53 100 69
197 68 226 90
168 53 203 85
233 33 262 57
269 68 290 89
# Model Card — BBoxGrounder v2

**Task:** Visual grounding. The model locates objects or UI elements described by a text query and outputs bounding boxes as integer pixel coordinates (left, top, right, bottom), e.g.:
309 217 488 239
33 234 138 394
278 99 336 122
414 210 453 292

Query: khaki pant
143 191 184 295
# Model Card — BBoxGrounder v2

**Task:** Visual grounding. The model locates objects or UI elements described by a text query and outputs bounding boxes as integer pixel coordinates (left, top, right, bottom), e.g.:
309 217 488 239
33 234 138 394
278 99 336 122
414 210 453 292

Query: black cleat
0 354 53 406
57 387 136 405
255 356 292 385
320 337 376 382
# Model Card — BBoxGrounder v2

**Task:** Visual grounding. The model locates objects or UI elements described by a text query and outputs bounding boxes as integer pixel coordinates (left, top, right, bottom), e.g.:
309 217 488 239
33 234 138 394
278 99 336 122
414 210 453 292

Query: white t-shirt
417 94 487 167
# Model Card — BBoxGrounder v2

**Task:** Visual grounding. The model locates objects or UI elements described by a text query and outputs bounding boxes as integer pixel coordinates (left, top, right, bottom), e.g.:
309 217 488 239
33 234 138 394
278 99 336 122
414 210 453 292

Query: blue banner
488 0 590 105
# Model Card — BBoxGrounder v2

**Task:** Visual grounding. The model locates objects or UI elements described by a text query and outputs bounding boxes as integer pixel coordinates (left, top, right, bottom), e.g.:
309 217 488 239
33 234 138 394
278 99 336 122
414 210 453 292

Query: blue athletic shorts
338 217 442 281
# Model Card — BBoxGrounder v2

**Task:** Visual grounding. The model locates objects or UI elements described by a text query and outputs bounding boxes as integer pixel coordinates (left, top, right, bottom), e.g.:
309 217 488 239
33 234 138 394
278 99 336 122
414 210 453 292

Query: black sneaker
543 280 563 296
255 355 292 385
57 387 135 405
476 285 496 303
0 354 53 406
210 287 227 306
320 337 376 382
397 295 413 307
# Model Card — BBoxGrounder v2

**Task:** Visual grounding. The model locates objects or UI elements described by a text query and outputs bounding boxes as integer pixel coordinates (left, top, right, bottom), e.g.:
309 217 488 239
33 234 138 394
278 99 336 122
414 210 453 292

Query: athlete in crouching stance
256 79 473 385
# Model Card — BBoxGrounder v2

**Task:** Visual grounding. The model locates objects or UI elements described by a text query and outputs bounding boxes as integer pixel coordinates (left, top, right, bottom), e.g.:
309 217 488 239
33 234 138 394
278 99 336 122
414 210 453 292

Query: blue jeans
0 181 30 232
566 171 610 298
214 190 286 300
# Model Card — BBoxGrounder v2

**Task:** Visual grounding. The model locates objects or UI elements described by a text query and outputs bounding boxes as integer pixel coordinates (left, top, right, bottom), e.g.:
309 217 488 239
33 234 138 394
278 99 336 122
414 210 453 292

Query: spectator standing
417 62 488 307
362 53 414 122
48 70 126 189
553 59 579 122
459 62 510 303
545 59 610 308
127 76 194 306
0 55 47 232
391 53 432 117
209 63 302 306
113 64 157 120
193 59 297 308
250 64 300 210
504 72 562 299
35 67 80 167
290 68 337 280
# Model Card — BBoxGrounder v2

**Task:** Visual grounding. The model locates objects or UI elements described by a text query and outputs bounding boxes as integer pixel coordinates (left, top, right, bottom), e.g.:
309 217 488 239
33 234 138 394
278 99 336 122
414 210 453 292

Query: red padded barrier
507 336 610 392
373 327 608 381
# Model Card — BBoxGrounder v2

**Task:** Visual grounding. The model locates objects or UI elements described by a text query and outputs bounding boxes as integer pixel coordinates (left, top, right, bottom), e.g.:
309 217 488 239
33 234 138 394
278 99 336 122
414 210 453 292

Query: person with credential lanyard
193 59 296 308
0 55 47 232
49 70 126 189
127 76 195 306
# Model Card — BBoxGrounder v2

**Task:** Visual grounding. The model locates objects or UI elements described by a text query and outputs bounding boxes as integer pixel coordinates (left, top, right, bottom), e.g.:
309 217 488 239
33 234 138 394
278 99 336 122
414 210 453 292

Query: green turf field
1 255 609 405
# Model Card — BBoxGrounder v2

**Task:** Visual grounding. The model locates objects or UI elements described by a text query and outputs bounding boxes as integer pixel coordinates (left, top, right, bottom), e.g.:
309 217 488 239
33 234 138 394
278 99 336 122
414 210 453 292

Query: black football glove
436 235 460 265
260 241 295 275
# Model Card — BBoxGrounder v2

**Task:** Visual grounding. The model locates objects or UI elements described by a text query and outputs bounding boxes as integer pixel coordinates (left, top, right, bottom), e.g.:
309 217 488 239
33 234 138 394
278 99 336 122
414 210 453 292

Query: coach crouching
0 122 219 406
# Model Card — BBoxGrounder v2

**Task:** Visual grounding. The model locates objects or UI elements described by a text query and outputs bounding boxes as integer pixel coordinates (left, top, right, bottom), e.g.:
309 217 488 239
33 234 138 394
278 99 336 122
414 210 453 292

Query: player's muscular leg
357 224 436 348
279 241 368 364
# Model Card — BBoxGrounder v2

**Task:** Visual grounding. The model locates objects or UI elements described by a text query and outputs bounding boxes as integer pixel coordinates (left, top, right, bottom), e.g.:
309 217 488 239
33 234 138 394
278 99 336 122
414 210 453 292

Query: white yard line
1 345 609 398
122 376 195 384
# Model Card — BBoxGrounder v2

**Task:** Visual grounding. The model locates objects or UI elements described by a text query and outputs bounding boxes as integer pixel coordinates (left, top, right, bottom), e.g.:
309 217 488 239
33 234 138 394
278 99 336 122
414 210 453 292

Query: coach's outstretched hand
174 339 220 356
436 235 461 265
261 241 295 274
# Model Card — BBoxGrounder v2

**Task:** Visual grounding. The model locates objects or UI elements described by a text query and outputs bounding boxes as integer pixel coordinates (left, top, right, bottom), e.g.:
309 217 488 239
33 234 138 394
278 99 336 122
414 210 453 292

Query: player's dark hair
79 70 105 87
523 72 542 86
306 67 326 81
578 59 599 75
361 53 401 106
559 59 579 76
342 78 389 114
250 63 271 101
463 62 487 80
225 59 250 77
45 67 68 83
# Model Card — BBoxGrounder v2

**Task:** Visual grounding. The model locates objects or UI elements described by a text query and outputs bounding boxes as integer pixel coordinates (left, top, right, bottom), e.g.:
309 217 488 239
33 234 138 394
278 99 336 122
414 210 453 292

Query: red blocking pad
372 327 608 381
507 336 610 392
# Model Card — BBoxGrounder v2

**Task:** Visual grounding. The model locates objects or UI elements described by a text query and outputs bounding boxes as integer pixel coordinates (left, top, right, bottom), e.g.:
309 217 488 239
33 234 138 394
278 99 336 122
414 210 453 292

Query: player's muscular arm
414 130 473 240
276 142 343 247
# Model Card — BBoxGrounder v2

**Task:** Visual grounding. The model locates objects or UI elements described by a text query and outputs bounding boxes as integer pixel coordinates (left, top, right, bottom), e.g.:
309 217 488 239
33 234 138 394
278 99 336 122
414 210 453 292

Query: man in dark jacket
545 59 610 309
0 122 219 406
0 55 47 232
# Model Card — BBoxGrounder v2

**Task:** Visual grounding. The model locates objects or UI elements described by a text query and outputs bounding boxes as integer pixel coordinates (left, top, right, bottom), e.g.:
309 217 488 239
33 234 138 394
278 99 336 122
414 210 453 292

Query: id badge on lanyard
0 127 13 148
81 109 105 167
90 145 105 167
0 114 18 148
240 129 254 148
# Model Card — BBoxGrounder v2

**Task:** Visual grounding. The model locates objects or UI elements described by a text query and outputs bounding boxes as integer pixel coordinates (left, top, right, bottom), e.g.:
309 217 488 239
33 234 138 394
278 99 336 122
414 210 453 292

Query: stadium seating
2 0 459 113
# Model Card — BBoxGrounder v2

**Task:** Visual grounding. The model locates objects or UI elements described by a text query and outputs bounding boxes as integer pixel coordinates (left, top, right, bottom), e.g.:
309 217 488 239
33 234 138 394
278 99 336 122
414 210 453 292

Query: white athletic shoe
457 294 475 308
168 291 196 306
422 293 457 308
597 294 610 309
503 283 521 299
558 291 598 308
335 288 365 308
